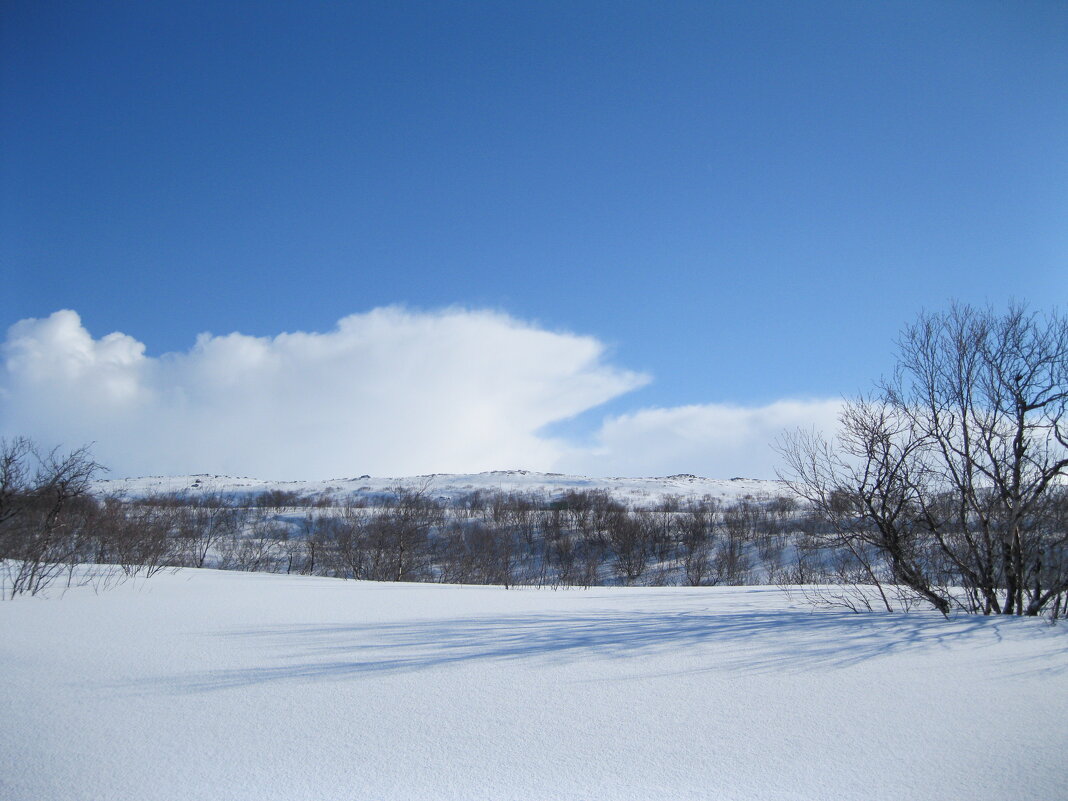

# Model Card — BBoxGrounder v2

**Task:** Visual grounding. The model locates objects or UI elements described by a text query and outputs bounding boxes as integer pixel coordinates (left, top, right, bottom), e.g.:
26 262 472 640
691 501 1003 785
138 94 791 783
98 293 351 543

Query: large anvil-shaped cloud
1 308 840 480
1 308 646 479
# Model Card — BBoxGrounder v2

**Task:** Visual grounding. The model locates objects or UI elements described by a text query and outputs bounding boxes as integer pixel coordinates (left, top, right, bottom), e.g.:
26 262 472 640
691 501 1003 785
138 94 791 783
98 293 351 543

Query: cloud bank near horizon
1 309 840 480
567 400 844 480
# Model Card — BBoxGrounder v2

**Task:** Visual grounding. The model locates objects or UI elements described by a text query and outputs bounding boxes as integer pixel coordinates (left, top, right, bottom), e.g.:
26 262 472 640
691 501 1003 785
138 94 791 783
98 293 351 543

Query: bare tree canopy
780 303 1068 616
0 437 105 597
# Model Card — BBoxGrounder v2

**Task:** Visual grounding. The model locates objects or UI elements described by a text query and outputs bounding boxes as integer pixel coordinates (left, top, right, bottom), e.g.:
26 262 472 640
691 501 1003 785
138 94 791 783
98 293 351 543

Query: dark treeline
2 449 873 598
7 468 1065 618
74 487 819 590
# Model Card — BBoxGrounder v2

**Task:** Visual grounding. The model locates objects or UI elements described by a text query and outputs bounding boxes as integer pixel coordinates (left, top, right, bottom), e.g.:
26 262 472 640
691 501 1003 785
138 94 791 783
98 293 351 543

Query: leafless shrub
0 438 104 598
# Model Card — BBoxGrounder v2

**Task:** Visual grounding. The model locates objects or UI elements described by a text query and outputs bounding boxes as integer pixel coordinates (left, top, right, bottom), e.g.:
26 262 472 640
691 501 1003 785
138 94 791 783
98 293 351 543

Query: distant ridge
94 470 793 506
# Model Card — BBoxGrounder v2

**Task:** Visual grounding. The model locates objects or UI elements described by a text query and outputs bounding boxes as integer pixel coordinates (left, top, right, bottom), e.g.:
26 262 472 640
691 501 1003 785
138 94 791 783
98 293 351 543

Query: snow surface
2 570 1066 800
94 470 790 506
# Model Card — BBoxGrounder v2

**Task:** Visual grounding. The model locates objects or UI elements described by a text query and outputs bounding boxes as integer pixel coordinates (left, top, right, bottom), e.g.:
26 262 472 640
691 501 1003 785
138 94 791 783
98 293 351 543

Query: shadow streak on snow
140 606 1065 693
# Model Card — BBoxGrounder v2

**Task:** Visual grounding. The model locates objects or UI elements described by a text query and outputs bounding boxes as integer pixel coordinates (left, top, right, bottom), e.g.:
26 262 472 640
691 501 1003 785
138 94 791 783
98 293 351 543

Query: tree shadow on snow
138 603 1067 693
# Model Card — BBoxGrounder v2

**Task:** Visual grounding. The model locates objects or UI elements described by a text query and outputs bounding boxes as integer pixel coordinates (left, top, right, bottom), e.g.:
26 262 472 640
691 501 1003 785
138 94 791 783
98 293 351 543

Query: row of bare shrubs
0 437 863 597
7 436 1065 617
5 469 899 596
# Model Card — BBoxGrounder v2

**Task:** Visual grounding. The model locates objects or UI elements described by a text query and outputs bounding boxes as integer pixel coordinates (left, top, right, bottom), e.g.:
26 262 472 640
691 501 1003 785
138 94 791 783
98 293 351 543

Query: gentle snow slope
2 571 1066 801
94 469 787 506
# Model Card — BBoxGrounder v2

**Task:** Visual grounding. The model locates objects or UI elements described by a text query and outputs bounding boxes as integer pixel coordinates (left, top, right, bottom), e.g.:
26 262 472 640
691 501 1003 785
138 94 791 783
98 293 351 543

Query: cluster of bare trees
0 438 103 597
0 441 321 597
780 304 1068 617
0 440 851 596
140 486 810 589
13 421 1062 614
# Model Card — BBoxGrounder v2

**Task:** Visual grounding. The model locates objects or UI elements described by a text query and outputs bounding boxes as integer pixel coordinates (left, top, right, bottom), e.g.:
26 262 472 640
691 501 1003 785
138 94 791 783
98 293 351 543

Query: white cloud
0 308 842 480
569 400 844 480
0 308 646 479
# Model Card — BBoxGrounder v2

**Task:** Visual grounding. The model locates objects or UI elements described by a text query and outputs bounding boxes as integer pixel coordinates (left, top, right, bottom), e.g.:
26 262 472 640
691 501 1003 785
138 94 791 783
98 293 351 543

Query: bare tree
678 498 718 586
91 494 178 578
0 438 104 597
779 304 1068 615
605 509 652 583
172 493 243 568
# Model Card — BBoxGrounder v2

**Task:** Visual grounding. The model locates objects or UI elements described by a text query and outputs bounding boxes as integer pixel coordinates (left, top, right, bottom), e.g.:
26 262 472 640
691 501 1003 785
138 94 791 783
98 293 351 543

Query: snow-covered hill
94 470 792 506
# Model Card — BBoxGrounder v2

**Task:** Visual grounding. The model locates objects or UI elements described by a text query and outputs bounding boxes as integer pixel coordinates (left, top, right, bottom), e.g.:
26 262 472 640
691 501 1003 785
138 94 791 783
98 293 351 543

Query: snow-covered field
2 569 1066 801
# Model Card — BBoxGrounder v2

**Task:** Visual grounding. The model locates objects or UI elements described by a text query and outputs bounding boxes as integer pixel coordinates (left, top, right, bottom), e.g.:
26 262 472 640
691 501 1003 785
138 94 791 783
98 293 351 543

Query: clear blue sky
3 1 1067 478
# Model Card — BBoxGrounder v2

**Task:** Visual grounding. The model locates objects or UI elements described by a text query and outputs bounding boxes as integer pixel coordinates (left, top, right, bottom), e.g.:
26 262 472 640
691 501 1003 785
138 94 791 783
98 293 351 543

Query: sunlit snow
2 568 1065 800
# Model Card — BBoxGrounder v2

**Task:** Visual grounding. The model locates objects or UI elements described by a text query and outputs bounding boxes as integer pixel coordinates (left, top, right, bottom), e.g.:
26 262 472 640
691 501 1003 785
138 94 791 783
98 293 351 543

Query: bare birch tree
779 304 1068 615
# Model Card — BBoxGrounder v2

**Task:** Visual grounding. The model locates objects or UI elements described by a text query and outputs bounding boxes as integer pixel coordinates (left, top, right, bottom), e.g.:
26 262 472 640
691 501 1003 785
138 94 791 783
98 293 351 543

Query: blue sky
3 1 1067 479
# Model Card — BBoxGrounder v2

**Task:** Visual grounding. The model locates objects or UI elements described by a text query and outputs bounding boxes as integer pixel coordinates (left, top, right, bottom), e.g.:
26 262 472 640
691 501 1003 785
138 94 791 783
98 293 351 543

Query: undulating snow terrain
94 469 789 506
2 568 1065 801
